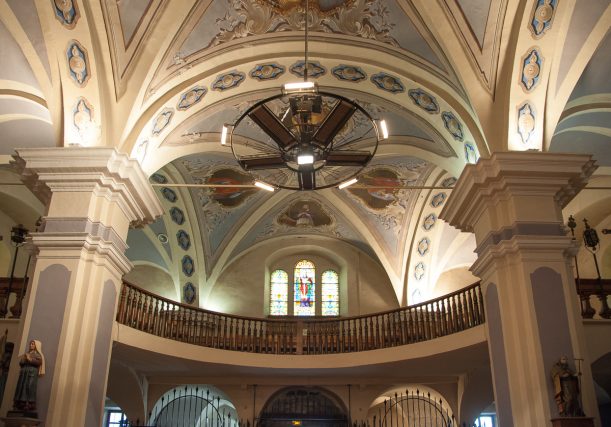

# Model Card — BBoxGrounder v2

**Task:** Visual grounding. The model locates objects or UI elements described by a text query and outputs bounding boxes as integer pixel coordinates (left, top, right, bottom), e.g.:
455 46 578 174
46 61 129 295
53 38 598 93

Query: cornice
12 147 164 226
439 152 597 233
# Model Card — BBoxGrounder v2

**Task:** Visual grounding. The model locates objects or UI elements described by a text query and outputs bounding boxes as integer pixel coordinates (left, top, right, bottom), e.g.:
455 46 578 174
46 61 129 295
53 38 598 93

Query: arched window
321 270 339 316
270 269 289 316
294 259 315 316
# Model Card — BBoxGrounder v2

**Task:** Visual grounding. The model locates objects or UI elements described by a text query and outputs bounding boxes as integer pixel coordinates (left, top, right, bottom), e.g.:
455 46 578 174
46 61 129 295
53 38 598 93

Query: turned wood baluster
117 284 127 323
451 295 458 333
471 288 481 324
128 288 137 327
466 288 475 327
461 292 468 329
366 316 372 350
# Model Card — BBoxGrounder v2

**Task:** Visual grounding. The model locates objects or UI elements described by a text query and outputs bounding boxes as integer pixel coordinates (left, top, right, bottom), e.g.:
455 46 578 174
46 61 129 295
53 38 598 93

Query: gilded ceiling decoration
332 64 367 82
206 0 397 49
521 49 542 92
52 0 80 29
529 0 557 38
517 103 536 145
66 40 90 87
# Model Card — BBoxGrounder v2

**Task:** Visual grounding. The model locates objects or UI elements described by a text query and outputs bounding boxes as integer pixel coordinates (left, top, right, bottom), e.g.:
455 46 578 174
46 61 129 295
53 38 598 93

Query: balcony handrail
116 280 485 355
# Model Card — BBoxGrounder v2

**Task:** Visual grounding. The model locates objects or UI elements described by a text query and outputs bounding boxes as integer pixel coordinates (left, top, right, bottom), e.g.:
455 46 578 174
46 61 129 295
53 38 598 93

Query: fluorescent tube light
254 181 275 192
379 119 389 140
338 178 358 190
220 125 229 145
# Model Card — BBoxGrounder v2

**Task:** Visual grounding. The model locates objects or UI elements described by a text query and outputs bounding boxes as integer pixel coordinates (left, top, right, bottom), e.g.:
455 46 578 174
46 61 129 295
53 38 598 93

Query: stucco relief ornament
52 0 80 28
151 108 174 136
414 262 425 281
290 61 326 79
66 41 89 87
206 0 398 49
371 73 405 93
530 0 556 37
417 237 430 256
170 207 185 225
521 49 542 91
161 187 178 203
422 213 436 231
332 64 367 82
177 230 191 251
408 89 439 114
177 86 207 110
441 112 464 141
182 255 195 277
183 282 196 304
518 103 536 144
73 98 93 132
212 71 246 91
250 63 285 80
464 142 477 164
150 173 168 184
442 177 457 188
430 192 446 208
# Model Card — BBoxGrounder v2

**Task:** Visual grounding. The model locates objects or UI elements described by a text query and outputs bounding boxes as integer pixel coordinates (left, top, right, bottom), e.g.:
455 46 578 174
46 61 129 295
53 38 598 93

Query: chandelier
221 1 387 191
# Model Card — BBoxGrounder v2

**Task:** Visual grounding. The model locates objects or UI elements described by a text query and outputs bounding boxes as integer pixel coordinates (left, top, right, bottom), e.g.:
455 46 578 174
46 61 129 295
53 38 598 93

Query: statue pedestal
1 411 42 427
551 417 595 427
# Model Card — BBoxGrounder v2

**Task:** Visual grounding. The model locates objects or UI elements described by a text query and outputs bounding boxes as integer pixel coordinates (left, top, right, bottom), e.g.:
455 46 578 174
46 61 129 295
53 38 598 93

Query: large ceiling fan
221 0 387 191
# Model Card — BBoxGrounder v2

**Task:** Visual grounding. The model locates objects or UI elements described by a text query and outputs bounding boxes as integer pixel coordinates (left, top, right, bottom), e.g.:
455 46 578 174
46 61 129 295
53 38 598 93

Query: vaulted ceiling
0 0 609 308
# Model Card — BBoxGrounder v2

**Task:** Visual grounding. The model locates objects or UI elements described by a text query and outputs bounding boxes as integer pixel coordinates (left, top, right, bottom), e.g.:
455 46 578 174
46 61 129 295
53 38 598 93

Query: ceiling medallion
221 0 387 191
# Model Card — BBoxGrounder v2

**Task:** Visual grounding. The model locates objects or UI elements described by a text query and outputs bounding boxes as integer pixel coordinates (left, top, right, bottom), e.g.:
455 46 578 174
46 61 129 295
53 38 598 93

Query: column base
551 417 594 427
1 411 42 426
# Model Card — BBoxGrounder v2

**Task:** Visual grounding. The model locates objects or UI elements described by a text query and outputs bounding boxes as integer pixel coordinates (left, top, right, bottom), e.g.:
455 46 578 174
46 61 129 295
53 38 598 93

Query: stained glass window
270 269 288 316
321 270 339 316
294 260 315 316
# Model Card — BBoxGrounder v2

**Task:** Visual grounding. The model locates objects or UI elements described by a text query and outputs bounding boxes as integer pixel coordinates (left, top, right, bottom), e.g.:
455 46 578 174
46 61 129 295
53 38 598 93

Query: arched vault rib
545 5 611 149
121 40 487 161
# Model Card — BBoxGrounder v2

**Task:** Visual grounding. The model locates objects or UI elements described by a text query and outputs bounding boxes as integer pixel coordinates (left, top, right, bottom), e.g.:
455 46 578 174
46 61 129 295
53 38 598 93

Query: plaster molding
470 234 578 281
439 152 597 234
30 232 133 276
12 147 163 226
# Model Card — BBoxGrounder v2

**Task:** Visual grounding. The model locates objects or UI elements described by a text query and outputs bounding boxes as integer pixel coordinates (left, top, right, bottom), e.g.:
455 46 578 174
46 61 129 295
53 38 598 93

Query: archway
258 387 348 427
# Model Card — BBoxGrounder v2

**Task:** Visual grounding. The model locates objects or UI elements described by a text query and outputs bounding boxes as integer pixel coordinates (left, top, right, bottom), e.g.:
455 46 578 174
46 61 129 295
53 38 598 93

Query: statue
13 340 45 412
550 356 584 417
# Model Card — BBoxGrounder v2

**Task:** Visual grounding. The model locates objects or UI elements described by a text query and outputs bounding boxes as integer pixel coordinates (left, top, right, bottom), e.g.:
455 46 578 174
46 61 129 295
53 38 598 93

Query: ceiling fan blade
312 100 356 147
239 155 285 170
249 104 297 149
325 150 372 166
298 166 315 190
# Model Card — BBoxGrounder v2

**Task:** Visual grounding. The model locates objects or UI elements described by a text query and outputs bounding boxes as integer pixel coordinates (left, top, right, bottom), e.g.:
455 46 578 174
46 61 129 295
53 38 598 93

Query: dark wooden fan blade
249 104 297 149
325 150 372 166
312 100 356 147
239 155 285 170
298 166 315 190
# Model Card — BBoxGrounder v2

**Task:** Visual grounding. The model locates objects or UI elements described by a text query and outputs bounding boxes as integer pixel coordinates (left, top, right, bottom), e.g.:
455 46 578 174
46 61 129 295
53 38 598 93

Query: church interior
0 0 609 426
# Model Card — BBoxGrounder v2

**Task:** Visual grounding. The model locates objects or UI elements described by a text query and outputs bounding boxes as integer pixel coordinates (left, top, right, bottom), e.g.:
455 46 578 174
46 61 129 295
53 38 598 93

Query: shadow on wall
124 265 177 302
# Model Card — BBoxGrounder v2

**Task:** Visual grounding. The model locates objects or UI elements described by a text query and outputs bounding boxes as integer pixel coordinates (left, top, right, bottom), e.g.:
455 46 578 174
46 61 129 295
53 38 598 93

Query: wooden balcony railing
116 281 485 355
576 278 611 319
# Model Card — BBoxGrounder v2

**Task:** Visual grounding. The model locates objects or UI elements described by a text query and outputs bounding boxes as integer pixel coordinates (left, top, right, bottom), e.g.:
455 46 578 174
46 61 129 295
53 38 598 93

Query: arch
367 385 455 427
149 385 238 427
258 386 348 427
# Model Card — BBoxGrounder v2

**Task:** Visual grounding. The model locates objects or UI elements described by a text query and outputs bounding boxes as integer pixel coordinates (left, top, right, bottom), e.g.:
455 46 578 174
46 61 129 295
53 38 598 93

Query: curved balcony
117 281 485 355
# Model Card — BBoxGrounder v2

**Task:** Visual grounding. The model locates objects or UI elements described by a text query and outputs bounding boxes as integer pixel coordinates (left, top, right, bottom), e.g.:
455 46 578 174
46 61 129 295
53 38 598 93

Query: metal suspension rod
304 0 309 82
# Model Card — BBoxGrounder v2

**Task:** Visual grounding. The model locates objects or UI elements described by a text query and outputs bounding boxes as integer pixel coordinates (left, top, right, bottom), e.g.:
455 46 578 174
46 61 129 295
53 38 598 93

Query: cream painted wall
432 267 479 299
206 237 398 318
124 264 177 301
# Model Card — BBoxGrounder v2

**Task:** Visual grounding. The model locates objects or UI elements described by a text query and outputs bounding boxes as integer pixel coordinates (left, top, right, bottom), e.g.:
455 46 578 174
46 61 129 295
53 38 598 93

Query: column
6 147 162 426
440 152 600 427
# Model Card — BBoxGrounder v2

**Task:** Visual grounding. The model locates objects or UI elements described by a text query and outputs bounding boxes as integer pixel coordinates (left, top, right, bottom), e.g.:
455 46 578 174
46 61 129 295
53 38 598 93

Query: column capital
12 147 163 226
440 152 596 235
